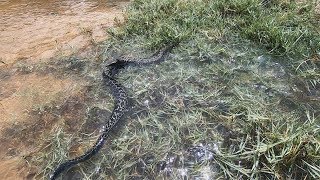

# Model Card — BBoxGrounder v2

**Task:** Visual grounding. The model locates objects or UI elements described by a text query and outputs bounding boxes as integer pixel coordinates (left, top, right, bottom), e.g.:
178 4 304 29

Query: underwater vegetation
29 0 319 179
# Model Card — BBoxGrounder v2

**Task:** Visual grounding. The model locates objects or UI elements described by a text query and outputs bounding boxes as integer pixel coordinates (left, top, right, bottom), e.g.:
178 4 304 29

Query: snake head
105 56 118 66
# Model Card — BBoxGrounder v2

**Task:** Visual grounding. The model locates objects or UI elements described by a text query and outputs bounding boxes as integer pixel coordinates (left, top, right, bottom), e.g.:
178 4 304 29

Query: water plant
33 0 319 179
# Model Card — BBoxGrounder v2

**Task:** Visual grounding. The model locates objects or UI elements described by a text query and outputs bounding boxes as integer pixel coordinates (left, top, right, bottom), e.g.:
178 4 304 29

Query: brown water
0 1 127 179
0 0 127 65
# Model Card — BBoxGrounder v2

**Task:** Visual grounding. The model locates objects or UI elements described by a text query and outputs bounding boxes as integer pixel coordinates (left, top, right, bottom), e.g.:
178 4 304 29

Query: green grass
112 0 319 56
32 0 320 179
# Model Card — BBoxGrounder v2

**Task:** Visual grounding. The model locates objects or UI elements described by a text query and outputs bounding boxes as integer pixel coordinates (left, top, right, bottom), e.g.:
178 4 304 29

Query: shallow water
0 1 318 179
0 1 127 179
0 0 128 65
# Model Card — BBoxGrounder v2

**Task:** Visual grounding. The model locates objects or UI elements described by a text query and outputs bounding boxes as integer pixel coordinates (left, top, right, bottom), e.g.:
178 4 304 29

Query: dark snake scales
50 43 177 179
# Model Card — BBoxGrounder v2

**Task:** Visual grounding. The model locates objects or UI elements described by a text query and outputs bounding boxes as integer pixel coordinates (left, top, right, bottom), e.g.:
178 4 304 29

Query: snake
50 43 177 180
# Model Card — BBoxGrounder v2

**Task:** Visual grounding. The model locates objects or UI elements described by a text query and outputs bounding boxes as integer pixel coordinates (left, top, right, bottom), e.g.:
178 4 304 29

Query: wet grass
29 0 320 179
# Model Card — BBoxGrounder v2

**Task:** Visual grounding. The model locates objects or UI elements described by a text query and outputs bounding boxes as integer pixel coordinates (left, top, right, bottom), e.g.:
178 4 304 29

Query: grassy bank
35 0 319 179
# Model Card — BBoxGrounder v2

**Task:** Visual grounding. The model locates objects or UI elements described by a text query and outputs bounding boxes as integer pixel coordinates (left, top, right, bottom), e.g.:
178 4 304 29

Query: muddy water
0 0 128 65
0 1 127 179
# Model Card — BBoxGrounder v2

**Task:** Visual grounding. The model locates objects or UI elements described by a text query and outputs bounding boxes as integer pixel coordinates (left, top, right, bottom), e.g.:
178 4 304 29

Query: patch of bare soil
0 1 128 179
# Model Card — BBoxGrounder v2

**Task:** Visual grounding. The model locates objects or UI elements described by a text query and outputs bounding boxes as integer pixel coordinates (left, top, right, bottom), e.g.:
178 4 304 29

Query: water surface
0 0 128 64
0 1 127 179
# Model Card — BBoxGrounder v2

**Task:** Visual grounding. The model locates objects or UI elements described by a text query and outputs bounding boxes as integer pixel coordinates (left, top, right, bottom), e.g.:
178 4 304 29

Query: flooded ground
0 0 128 65
0 0 319 179
0 0 128 179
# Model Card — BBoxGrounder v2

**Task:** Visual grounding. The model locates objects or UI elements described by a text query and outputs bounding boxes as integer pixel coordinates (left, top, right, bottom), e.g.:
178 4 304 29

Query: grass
29 0 320 179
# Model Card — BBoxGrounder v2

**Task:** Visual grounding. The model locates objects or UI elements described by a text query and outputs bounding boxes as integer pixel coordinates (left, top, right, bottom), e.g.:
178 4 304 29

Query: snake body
50 43 176 179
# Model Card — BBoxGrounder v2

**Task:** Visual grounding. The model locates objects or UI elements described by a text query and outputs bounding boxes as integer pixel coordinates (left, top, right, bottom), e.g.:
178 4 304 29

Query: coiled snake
50 43 177 179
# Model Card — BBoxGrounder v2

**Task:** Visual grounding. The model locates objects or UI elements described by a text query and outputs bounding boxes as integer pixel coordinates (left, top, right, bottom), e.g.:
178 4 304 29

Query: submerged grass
110 0 319 85
32 0 320 179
